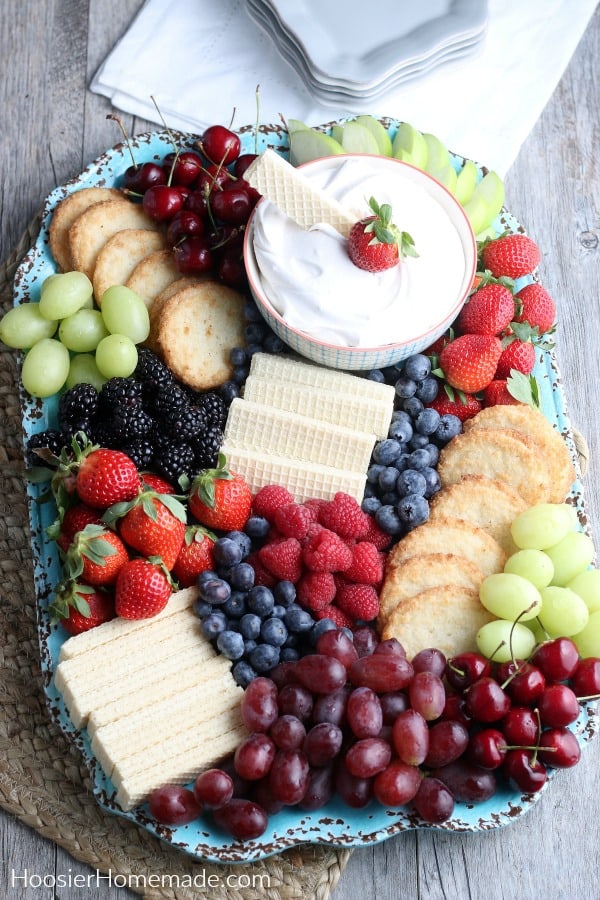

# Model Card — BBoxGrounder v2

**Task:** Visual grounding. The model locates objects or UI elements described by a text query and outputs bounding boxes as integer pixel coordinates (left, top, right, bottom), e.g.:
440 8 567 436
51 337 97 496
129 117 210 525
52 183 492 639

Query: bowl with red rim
243 153 477 371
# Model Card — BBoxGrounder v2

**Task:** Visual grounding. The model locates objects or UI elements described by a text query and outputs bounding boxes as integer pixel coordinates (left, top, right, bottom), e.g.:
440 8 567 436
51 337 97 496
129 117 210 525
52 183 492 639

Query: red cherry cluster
123 125 259 289
146 630 599 840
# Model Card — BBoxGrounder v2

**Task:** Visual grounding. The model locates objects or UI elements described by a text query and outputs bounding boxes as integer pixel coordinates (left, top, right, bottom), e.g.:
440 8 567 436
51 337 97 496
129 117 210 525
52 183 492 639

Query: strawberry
513 282 556 334
348 197 418 273
115 557 173 619
273 502 312 540
483 379 523 407
63 523 129 586
258 537 303 582
318 492 370 540
76 448 141 510
141 472 176 494
438 334 503 393
481 233 541 279
54 503 103 552
427 389 482 422
335 583 380 621
302 525 353 573
172 525 216 587
495 339 536 379
344 541 384 585
456 282 515 336
252 484 295 521
189 453 252 531
56 585 116 635
105 489 187 571
296 571 337 612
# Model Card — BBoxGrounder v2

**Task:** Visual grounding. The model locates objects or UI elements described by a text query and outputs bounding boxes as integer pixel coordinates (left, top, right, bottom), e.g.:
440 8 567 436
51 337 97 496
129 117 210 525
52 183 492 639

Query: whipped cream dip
250 156 471 349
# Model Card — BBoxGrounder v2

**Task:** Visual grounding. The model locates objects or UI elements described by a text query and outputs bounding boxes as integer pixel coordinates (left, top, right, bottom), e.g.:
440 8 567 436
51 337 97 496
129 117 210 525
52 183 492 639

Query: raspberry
296 571 336 611
258 538 303 582
246 552 277 587
361 515 393 551
318 492 370 539
302 525 353 573
344 541 384 585
302 498 327 523
252 484 295 521
315 603 354 629
335 583 380 621
273 502 312 540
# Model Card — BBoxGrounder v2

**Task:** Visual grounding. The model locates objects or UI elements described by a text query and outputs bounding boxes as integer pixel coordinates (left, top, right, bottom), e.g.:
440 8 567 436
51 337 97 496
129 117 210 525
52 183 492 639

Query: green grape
567 568 600 613
504 549 554 589
538 586 589 637
476 619 536 663
95 333 138 378
59 308 109 352
545 531 595 585
65 353 107 391
0 303 58 349
100 285 150 343
573 610 600 659
479 572 542 621
39 271 93 320
21 338 70 397
510 503 576 550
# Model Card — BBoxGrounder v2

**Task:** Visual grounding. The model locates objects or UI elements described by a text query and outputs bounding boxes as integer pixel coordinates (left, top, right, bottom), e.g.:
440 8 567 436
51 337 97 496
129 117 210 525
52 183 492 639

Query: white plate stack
244 0 489 103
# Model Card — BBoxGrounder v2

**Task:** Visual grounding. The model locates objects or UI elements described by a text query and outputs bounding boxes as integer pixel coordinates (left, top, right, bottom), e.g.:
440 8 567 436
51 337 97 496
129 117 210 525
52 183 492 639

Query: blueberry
367 463 385 484
415 407 441 436
261 617 288 647
397 494 430 529
378 465 400 492
284 606 315 633
408 433 430 451
244 342 264 358
230 346 247 367
396 469 427 497
423 443 440 466
309 618 338 644
402 396 424 417
244 321 267 343
415 376 439 403
404 353 432 381
263 332 285 353
192 598 213 619
283 632 299 649
222 591 247 618
273 580 297 607
372 438 403 465
244 515 270 540
232 365 249 385
421 466 442 498
393 453 410 472
200 611 228 640
381 364 402 382
213 537 243 567
240 613 262 640
375 504 404 535
243 638 257 654
408 448 431 470
280 647 300 662
243 300 262 322
228 561 255 591
366 368 385 382
199 577 231 605
232 660 257 688
434 413 462 444
381 491 399 505
248 643 280 672
217 629 245 659
272 604 287 619
388 416 413 443
247 585 275 617
197 569 219 586
218 381 239 403
225 530 253 559
394 376 417 399
362 496 382 515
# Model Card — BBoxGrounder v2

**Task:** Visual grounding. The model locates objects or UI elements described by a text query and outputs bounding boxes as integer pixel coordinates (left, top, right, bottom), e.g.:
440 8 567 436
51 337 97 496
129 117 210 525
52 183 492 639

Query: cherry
211 183 255 225
142 184 184 222
185 188 211 221
234 152 258 178
500 706 539 745
166 209 205 246
467 728 507 769
497 660 546 705
446 651 491 691
123 161 166 193
503 749 547 793
172 236 214 275
200 125 241 166
216 242 248 288
537 683 580 727
163 150 204 186
538 727 581 768
197 163 233 196
464 677 511 722
439 692 471 726
570 656 600 697
532 637 580 682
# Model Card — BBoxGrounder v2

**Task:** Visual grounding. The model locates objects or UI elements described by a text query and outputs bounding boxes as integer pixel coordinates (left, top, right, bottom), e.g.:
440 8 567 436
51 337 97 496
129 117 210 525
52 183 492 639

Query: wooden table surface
1 3 599 898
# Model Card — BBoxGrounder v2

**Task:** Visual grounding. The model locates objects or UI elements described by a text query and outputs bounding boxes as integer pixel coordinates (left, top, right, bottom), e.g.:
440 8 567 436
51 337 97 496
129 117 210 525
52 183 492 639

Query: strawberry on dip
348 197 418 273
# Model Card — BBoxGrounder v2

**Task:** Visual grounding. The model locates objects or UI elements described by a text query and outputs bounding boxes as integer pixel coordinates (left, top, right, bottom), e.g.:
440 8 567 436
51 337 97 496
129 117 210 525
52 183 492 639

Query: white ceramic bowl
243 154 477 371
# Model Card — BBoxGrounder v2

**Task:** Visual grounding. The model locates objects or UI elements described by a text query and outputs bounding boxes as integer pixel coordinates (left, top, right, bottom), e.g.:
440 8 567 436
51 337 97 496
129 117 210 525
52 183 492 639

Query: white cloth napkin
91 0 597 176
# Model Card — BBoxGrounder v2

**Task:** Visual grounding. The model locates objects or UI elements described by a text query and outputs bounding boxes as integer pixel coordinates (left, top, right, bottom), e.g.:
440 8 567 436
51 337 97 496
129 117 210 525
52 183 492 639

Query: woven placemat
0 220 351 899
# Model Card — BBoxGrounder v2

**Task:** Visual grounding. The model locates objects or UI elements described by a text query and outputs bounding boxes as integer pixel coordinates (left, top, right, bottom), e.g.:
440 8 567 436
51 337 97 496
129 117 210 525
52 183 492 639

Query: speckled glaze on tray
16 120 598 864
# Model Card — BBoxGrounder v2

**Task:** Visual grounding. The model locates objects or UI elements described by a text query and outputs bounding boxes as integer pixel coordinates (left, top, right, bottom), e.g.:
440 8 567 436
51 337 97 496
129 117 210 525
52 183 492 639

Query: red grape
213 798 268 840
193 768 233 809
295 654 347 694
345 737 392 778
303 723 343 767
148 785 201 825
412 777 455 823
346 686 383 738
240 677 279 732
373 760 421 806
392 709 429 766
269 749 310 804
408 670 446 720
234 733 276 781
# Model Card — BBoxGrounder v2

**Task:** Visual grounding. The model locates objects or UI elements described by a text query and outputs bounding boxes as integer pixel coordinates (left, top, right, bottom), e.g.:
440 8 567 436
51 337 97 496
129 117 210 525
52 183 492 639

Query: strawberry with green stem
62 522 129 586
103 488 187 571
115 557 175 620
348 197 418 273
49 582 116 635
189 453 252 532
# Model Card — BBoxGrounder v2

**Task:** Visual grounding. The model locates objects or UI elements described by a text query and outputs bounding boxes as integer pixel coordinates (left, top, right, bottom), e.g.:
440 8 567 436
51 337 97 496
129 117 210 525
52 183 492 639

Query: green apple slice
463 170 505 235
423 132 451 174
354 115 393 156
429 164 458 194
289 129 344 166
339 121 381 155
331 124 345 144
455 159 478 205
391 123 428 169
287 118 311 134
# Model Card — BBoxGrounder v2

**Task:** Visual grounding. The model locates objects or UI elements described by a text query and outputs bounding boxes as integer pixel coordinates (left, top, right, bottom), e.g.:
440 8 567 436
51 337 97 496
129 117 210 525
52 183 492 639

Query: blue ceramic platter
16 120 598 863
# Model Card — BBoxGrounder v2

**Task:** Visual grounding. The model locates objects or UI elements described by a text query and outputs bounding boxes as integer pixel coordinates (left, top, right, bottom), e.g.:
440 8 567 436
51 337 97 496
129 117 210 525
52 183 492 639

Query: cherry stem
227 106 236 132
107 114 137 170
489 639 508 663
254 85 261 155
150 94 178 155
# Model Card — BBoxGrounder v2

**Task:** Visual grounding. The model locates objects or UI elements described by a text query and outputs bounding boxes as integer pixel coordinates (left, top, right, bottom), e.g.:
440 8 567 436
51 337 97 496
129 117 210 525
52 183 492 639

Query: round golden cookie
92 228 166 303
155 281 246 390
462 404 576 503
429 474 527 555
49 186 122 271
437 426 551 506
386 515 507 578
380 586 495 662
377 551 486 630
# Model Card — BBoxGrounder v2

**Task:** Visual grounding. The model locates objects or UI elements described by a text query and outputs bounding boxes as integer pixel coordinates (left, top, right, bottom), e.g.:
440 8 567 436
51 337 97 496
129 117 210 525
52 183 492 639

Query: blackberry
153 437 195 485
120 437 155 469
196 391 227 428
60 419 94 447
163 403 205 441
150 382 189 419
90 421 120 450
58 383 99 429
26 429 64 467
134 348 175 390
190 422 223 469
98 377 144 414
110 404 155 441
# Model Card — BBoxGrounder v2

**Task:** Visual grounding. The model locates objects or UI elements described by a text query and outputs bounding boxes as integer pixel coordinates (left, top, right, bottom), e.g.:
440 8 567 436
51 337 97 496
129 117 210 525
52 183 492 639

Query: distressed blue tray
16 121 598 863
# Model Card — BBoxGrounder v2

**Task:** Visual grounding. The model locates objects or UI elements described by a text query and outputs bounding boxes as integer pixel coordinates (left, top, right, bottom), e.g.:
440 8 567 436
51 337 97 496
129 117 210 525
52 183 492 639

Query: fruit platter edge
14 120 599 864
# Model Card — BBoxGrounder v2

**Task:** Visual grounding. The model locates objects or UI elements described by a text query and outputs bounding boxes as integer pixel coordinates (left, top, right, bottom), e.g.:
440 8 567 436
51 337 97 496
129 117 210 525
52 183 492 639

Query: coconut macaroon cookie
92 228 166 302
49 186 123 271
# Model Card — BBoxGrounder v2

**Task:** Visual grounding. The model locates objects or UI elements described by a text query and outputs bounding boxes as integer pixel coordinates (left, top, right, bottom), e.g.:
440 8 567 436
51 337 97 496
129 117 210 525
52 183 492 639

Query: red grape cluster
147 629 600 841
123 125 259 289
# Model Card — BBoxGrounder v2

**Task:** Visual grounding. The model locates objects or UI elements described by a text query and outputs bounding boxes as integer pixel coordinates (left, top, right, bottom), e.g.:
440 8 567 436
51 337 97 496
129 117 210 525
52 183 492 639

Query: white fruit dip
250 155 470 348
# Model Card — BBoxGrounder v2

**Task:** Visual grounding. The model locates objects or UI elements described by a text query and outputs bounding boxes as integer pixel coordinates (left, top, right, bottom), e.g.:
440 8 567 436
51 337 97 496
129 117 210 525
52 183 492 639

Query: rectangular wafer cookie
249 352 394 401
